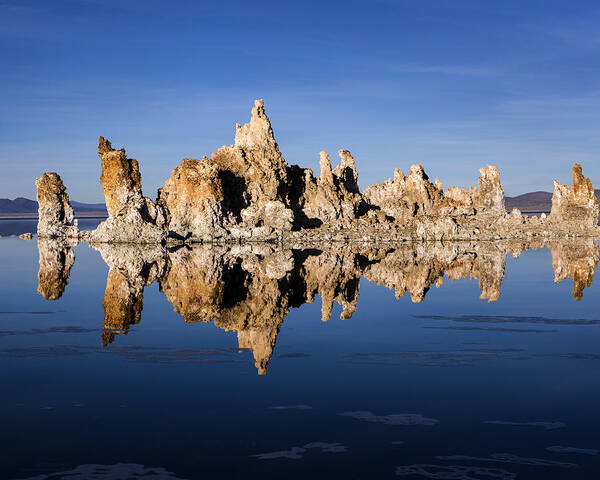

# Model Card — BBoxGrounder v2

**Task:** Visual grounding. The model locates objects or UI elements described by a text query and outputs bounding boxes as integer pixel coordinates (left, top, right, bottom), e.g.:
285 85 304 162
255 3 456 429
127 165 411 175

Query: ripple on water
251 442 347 460
15 463 188 479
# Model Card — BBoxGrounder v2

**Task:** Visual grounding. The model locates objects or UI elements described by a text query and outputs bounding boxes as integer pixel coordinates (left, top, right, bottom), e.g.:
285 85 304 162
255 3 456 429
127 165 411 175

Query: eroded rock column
36 172 79 238
90 137 166 244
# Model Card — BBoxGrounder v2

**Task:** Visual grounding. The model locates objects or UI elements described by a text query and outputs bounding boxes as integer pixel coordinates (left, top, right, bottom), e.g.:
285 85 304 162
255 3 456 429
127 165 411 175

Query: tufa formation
36 100 600 244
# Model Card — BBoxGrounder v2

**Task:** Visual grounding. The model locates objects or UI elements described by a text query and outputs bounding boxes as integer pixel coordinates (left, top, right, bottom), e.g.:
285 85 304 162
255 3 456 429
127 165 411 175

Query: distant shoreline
0 213 108 220
1 211 550 219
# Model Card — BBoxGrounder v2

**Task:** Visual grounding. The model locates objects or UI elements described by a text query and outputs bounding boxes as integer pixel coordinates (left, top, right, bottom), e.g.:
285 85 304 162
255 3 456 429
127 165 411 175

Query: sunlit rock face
362 164 505 225
549 238 599 301
37 238 76 300
90 137 166 244
36 173 79 238
92 244 167 345
363 165 445 223
158 158 226 241
473 165 506 217
210 99 294 233
550 164 600 228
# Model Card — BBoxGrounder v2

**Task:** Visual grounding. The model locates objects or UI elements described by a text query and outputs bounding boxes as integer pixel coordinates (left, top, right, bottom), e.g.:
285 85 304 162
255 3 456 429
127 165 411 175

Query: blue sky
1 0 600 202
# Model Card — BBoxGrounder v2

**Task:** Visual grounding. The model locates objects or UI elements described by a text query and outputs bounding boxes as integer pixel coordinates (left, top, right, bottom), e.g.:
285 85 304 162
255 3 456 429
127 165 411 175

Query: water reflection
36 238 599 374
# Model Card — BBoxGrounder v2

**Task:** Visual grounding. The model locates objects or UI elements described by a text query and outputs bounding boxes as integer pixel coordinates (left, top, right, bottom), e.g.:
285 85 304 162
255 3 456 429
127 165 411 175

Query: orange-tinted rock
91 137 166 243
158 157 226 241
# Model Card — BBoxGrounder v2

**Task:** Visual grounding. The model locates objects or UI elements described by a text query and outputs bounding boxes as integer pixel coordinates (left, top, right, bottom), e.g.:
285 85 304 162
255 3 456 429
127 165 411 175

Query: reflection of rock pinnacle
39 237 600 375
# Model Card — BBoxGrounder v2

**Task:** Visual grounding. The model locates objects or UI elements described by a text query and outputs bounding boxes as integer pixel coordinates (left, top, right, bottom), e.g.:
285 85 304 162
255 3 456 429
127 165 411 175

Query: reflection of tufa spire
92 244 168 346
549 238 599 301
37 238 77 300
37 238 600 372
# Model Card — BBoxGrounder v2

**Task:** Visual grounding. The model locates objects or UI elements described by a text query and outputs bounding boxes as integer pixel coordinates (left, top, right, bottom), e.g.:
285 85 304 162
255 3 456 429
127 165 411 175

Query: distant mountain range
0 197 107 216
2 190 600 216
505 190 600 212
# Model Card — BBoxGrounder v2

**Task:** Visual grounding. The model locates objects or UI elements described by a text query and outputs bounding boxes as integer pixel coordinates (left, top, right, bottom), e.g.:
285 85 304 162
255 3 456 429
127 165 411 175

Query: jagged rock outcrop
210 99 294 233
550 164 599 228
36 100 598 244
90 137 166 244
37 238 77 300
36 173 79 238
289 150 364 227
363 164 505 225
363 165 445 223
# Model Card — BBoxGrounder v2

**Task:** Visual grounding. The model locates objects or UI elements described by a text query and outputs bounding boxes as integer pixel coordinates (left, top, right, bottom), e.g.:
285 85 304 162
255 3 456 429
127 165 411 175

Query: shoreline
0 213 108 220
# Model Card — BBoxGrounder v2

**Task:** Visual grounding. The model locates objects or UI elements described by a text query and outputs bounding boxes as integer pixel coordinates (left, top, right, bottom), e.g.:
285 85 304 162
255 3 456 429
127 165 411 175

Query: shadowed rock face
90 137 166 244
288 150 364 227
36 238 599 373
36 173 79 238
36 100 599 243
551 164 600 228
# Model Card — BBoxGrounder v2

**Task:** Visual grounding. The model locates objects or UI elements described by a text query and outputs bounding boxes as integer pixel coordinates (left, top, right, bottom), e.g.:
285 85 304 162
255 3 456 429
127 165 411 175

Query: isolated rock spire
90 137 166 243
36 172 79 238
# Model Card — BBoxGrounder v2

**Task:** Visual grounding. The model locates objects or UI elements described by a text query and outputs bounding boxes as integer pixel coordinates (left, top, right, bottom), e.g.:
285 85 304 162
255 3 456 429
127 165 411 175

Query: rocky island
35 100 600 244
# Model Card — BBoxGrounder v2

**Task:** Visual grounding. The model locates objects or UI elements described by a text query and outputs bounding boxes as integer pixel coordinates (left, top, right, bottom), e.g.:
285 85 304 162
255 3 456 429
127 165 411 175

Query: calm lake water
1 219 600 479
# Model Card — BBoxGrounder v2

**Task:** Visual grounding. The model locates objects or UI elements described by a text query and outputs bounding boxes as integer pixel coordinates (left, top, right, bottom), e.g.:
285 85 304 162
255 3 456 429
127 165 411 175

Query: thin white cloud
389 64 497 76
493 94 600 119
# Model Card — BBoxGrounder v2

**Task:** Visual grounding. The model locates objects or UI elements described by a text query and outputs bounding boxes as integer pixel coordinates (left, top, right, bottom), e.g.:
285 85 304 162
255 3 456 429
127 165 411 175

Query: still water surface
1 219 599 479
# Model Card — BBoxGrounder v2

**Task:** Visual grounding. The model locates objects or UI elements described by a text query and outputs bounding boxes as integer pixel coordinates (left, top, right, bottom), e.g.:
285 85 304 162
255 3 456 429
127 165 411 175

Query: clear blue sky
1 0 599 202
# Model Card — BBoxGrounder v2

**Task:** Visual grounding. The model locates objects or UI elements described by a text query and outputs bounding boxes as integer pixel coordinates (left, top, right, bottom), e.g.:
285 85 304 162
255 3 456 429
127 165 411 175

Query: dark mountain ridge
3 190 600 215
505 190 600 212
0 197 107 216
